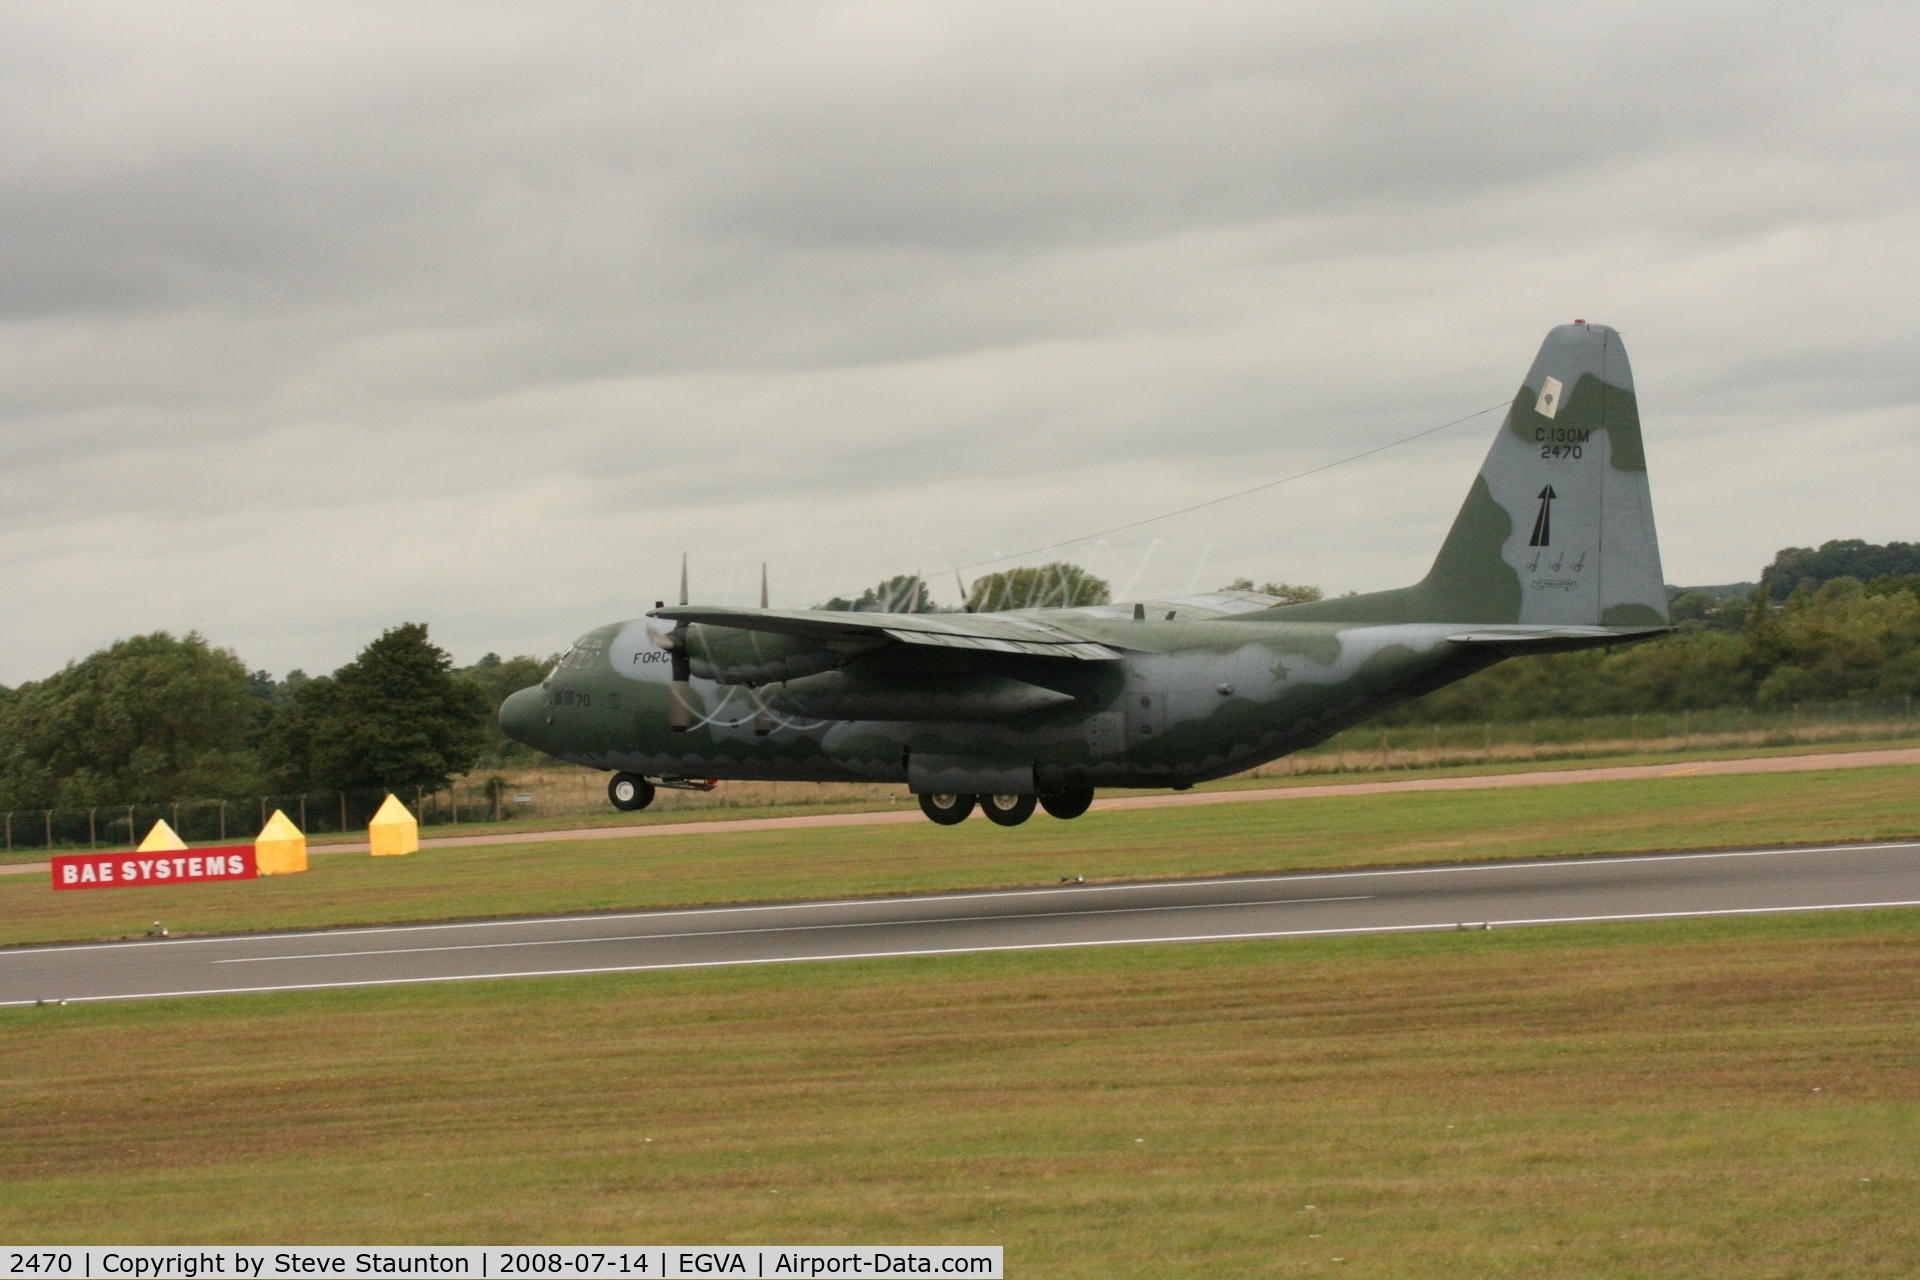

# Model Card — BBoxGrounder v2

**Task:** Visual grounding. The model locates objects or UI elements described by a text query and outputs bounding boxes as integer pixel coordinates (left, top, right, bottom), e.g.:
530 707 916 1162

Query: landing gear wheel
919 792 975 826
1038 785 1095 820
608 772 656 812
981 792 1037 827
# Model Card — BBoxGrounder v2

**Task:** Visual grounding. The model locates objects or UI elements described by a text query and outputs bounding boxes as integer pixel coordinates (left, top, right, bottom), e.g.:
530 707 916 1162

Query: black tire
608 772 656 812
918 792 975 825
1038 785 1095 820
981 792 1037 827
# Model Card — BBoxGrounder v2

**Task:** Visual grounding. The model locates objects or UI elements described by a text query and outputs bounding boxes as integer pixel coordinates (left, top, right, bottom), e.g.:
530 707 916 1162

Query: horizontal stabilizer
1445 625 1673 656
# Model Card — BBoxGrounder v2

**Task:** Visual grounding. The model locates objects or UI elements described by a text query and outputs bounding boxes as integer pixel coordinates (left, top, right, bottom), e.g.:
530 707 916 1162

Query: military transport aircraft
499 322 1669 826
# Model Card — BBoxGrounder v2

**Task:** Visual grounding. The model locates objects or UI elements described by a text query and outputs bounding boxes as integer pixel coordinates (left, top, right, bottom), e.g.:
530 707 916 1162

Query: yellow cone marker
137 820 188 853
254 809 308 875
368 794 419 857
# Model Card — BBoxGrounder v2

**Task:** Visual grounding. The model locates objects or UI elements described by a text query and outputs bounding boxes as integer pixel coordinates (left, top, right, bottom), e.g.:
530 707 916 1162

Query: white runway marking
212 895 1377 964
6 897 1918 1008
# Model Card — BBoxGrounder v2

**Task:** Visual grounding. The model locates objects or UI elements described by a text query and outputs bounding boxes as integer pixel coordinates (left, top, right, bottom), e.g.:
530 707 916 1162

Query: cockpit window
561 636 607 669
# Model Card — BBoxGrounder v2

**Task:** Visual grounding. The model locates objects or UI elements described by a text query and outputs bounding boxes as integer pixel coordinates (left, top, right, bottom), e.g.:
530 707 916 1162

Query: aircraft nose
499 684 548 748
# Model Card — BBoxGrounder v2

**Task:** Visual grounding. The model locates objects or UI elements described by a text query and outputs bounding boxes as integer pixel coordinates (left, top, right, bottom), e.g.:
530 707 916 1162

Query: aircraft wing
1444 625 1674 655
649 606 1125 661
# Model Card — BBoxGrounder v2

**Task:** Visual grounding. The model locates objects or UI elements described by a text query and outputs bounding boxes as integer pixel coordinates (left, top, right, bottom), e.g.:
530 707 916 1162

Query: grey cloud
3 1 1918 682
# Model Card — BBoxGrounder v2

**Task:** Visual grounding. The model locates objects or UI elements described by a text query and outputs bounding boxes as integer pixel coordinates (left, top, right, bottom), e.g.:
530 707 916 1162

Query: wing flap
652 606 1123 661
881 629 1122 660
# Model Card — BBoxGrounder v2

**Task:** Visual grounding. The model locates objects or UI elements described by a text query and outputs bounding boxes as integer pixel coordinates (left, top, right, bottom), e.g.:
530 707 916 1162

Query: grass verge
9 733 1916 866
1 910 1916 1275
2 765 1916 947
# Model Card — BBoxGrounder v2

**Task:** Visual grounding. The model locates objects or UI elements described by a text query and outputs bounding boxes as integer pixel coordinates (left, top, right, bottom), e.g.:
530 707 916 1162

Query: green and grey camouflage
501 323 1670 825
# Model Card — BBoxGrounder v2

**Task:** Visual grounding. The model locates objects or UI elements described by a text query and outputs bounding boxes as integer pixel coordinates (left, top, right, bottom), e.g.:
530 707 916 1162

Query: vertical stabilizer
1274 322 1667 627
1460 322 1667 627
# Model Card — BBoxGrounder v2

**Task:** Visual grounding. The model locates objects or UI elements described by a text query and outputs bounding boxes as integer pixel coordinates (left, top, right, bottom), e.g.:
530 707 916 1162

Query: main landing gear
1037 785 1095 820
980 792 1037 826
919 793 974 825
608 772 656 812
917 785 1095 826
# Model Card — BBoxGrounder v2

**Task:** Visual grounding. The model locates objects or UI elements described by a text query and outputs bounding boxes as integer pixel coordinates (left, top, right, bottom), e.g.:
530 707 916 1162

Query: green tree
0 632 262 808
1405 630 1754 722
1392 569 1920 724
1667 589 1749 632
968 564 1110 611
1742 580 1784 678
460 652 558 761
1222 578 1324 604
262 623 491 792
1752 577 1920 704
816 574 936 613
1762 539 1920 600
1865 573 1920 602
461 652 554 711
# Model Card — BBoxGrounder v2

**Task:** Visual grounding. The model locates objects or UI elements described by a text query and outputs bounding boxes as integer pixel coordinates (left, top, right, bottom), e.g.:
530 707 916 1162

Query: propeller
658 556 777 735
753 562 774 733
668 552 694 731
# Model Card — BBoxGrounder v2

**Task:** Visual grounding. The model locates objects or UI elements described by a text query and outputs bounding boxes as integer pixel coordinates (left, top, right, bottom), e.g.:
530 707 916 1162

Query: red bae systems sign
51 846 257 891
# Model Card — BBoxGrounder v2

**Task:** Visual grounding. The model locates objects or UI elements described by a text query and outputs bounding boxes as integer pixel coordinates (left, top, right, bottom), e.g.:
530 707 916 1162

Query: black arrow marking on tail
1528 485 1556 547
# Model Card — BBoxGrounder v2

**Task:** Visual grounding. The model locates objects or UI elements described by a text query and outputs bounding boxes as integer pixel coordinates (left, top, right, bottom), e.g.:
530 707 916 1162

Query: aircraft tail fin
1275 322 1668 628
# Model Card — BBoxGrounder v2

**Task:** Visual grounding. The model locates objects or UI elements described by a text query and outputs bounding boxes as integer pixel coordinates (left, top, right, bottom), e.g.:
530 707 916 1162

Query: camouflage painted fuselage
501 603 1507 790
499 322 1670 795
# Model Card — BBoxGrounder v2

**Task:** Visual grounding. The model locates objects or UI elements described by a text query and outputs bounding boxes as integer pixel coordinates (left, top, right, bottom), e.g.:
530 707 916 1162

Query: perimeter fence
3 698 1914 856
1 787 464 857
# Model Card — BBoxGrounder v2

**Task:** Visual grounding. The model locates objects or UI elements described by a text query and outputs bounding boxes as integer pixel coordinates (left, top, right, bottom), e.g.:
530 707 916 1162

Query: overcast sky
3 2 1916 684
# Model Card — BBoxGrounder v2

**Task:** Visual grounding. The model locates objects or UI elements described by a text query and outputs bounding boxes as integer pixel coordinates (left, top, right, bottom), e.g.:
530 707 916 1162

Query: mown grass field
2 765 1916 947
2 910 1916 1275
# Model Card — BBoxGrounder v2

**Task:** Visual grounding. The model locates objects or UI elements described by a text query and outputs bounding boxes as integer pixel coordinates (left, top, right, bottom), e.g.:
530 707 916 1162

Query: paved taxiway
5 840 1918 1006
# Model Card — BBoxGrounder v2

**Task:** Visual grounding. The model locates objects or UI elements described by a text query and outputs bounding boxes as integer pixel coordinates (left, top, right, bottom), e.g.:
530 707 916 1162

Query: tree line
1392 537 1920 723
815 566 1117 612
0 624 551 810
1395 573 1920 724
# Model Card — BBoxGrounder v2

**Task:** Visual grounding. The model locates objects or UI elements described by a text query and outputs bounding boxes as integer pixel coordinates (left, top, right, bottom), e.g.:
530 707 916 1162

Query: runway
5 839 1919 1006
